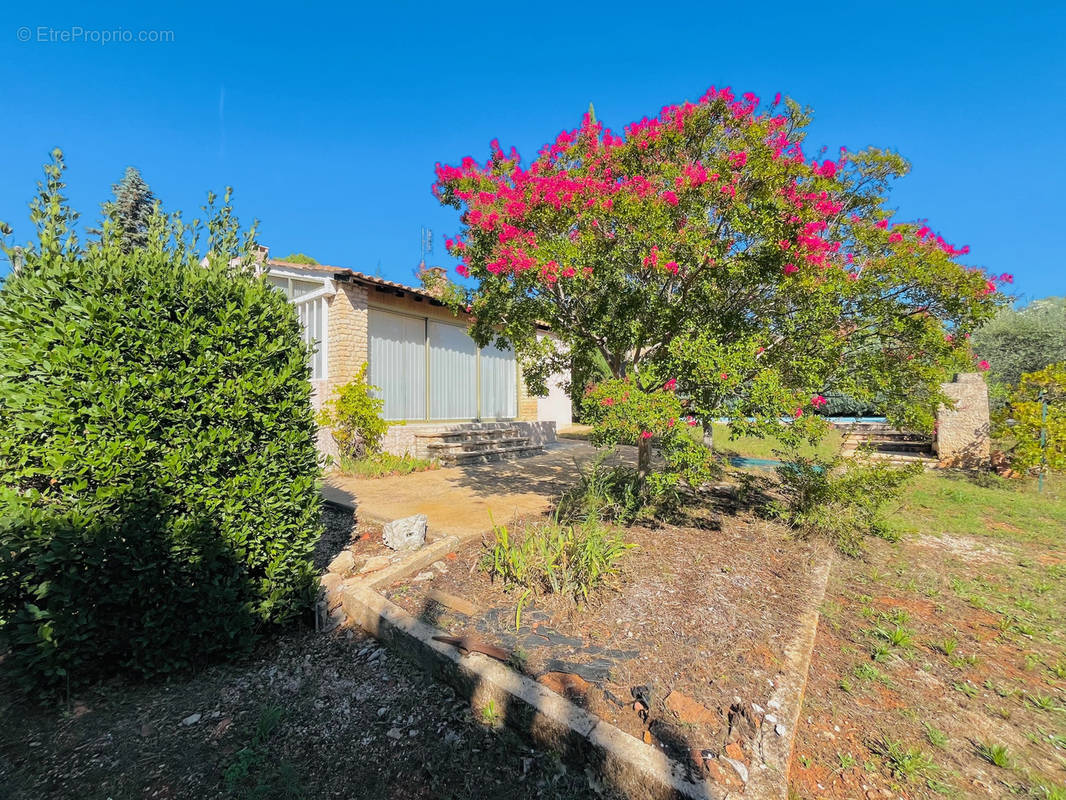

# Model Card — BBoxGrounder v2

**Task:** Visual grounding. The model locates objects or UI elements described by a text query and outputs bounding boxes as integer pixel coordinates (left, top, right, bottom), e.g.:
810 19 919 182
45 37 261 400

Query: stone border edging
332 535 833 800
747 551 833 799
340 583 735 800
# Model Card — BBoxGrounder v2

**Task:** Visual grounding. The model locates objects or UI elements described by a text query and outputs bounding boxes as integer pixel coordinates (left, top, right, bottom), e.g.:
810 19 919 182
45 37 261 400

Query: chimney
417 264 449 298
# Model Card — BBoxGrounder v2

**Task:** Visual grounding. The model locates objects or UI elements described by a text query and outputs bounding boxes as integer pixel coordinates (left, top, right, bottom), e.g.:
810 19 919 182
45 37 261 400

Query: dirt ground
381 513 826 788
789 509 1066 798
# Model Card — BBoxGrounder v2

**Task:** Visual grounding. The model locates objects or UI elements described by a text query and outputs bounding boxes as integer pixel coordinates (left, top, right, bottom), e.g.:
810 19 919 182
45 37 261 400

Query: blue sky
2 1 1064 299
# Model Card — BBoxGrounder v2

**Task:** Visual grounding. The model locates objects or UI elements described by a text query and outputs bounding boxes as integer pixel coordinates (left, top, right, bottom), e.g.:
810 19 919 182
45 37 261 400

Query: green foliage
555 457 649 524
995 362 1066 472
278 252 319 265
773 455 921 554
973 741 1011 768
481 515 636 627
869 736 938 782
92 166 155 253
972 297 1066 391
0 152 321 693
336 452 436 478
316 364 391 459
223 705 303 799
581 378 718 492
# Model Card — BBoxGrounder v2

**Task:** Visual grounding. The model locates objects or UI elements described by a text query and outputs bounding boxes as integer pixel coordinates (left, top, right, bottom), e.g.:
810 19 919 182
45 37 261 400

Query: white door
480 341 517 419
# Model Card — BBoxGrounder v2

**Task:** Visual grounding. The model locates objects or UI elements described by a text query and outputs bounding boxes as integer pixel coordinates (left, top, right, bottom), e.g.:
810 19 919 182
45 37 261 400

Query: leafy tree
994 362 1066 473
972 297 1066 390
279 252 319 265
94 166 155 252
0 151 321 692
433 87 1006 487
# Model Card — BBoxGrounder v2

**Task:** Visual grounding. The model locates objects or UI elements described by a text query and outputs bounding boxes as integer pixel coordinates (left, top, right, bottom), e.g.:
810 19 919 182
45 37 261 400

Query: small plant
773 455 921 555
839 676 853 693
223 705 301 798
554 456 654 524
953 681 979 698
869 736 938 782
481 515 636 628
973 741 1010 768
923 722 949 749
1026 692 1061 712
835 751 856 773
1050 662 1066 680
316 363 392 459
480 700 501 725
874 624 916 649
337 451 435 478
886 608 911 626
871 644 892 662
934 636 959 656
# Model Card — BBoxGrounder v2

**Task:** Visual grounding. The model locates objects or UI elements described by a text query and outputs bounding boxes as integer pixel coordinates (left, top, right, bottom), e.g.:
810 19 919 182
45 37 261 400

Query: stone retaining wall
935 373 991 468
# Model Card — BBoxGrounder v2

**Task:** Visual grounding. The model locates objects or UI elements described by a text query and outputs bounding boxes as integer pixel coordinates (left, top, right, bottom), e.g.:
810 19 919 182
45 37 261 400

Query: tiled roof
266 259 439 301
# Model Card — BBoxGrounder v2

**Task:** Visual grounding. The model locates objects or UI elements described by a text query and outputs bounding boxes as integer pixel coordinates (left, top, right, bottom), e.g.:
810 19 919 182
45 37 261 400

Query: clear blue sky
2 1 1064 299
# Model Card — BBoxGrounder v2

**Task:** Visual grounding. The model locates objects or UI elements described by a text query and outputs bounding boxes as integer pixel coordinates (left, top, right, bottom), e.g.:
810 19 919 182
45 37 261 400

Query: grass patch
973 741 1011 768
869 736 938 782
223 705 302 799
336 452 436 478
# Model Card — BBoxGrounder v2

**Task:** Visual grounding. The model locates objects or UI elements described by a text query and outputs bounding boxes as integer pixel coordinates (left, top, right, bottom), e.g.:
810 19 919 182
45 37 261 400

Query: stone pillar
936 373 991 468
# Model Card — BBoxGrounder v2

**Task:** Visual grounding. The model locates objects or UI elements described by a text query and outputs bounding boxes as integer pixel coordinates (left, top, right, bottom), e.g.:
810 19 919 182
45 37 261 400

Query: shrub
0 154 321 692
555 459 647 524
337 452 436 478
773 455 921 555
316 363 391 459
481 515 636 627
994 361 1066 473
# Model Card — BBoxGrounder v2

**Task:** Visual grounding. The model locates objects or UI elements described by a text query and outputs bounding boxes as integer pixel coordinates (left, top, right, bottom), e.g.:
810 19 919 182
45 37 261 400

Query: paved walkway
322 441 636 539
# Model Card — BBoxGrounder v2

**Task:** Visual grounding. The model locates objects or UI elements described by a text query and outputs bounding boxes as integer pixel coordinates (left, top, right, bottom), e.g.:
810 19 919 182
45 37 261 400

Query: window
268 272 329 381
369 308 517 421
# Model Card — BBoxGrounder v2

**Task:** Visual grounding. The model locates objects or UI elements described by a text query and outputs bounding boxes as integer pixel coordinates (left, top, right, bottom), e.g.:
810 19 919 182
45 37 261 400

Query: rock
412 571 435 581
775 723 787 736
664 690 717 726
359 555 390 574
386 727 403 740
432 559 448 573
320 572 344 593
537 671 592 698
139 723 156 738
377 707 388 717
721 755 749 783
211 717 232 738
181 713 201 726
327 550 356 575
642 730 655 745
383 514 427 551
724 741 744 761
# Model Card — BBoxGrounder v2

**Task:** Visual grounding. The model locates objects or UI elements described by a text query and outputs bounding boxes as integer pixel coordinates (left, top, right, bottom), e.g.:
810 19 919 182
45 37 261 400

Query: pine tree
96 166 155 252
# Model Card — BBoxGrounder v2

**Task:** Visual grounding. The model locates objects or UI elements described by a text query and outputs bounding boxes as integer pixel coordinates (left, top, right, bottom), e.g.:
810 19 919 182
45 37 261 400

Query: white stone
328 550 356 574
383 514 428 551
181 713 201 726
721 756 748 783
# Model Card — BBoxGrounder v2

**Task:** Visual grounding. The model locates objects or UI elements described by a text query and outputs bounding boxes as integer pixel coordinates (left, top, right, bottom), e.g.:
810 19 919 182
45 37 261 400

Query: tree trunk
637 436 651 492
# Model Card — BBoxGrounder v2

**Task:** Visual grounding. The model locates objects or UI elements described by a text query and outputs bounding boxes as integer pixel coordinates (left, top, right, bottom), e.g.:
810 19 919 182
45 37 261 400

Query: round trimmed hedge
0 249 322 691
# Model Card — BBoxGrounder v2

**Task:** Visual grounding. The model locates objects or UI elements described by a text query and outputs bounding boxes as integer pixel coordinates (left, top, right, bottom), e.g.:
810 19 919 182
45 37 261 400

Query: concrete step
437 443 545 467
843 439 933 454
415 427 519 443
426 435 530 454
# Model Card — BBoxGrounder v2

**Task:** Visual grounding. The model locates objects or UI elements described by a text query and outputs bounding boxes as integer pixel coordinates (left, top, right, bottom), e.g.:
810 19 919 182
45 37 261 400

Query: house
260 249 572 462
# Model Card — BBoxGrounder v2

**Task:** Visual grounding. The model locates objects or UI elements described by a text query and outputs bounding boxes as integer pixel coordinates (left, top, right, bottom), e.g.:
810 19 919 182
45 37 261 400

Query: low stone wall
936 373 991 468
381 420 557 458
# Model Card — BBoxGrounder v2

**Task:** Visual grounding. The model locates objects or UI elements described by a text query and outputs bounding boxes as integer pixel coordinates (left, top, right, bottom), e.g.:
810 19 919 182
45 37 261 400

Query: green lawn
710 422 843 462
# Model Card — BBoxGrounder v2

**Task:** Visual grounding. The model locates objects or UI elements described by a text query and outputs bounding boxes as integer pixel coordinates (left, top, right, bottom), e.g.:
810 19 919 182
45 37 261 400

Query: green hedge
0 248 322 691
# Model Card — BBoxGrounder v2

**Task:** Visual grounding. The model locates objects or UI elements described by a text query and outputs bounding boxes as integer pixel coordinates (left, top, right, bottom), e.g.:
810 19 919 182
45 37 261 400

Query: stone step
842 439 933 454
426 435 530 453
436 444 545 467
850 451 939 468
415 427 519 443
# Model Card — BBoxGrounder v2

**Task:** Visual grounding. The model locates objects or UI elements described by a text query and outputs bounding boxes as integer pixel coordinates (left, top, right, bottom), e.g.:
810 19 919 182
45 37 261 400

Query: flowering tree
433 88 1007 486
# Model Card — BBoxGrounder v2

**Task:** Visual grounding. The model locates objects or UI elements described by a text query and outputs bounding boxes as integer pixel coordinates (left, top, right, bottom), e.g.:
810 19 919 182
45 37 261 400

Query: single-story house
258 248 572 460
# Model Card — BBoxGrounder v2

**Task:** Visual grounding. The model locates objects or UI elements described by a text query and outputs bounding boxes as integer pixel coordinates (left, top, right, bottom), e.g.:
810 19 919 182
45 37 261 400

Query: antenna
419 226 433 266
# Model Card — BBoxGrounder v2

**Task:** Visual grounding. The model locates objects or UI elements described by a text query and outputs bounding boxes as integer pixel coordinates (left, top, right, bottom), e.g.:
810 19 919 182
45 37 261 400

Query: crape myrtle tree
433 88 1008 488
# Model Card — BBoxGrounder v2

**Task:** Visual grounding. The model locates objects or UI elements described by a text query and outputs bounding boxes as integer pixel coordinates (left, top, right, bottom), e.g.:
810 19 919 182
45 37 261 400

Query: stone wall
936 373 991 467
326 282 369 395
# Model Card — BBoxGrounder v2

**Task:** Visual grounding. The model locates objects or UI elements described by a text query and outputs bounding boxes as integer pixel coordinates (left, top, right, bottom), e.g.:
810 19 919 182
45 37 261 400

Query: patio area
321 439 637 538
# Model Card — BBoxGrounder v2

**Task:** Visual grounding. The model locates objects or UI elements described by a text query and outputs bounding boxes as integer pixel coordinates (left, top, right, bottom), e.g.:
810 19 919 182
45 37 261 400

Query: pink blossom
601 397 615 407
720 372 728 380
875 219 889 229
663 378 678 391
978 360 990 371
456 264 470 278
640 430 653 440
662 190 679 206
664 260 679 275
888 232 903 243
783 263 798 275
811 395 827 408
686 417 698 427
793 407 803 419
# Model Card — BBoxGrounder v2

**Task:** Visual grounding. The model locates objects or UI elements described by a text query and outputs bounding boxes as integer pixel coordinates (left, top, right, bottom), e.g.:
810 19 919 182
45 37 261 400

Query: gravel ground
0 506 620 799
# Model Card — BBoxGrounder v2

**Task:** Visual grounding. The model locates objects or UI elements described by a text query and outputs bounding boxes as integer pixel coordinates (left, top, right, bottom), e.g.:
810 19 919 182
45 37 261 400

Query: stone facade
326 281 369 397
935 373 991 468
380 420 557 458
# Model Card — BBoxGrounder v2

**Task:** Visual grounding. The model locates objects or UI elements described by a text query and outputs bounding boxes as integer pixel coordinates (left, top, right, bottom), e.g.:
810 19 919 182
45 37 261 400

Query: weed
854 663 890 685
1050 662 1066 680
835 751 856 773
973 741 1010 768
886 608 911 626
798 754 812 769
871 644 892 662
953 681 978 698
223 705 301 799
873 624 915 649
948 653 979 670
1026 692 1061 712
934 636 959 657
869 736 938 782
839 677 853 693
337 451 436 478
480 700 501 725
923 722 949 748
